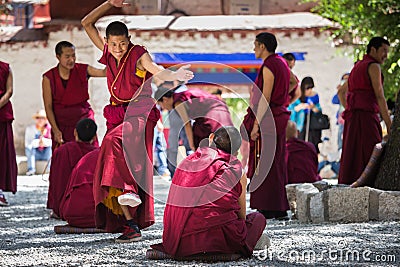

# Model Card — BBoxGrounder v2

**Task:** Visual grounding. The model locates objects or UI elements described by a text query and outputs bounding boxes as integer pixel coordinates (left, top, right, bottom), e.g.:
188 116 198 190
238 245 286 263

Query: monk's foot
49 210 60 220
254 233 271 250
115 225 142 243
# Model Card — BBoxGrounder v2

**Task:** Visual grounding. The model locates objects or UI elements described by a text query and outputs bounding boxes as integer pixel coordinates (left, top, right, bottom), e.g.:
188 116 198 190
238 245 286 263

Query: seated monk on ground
152 126 267 258
59 149 100 228
286 121 321 184
47 118 98 218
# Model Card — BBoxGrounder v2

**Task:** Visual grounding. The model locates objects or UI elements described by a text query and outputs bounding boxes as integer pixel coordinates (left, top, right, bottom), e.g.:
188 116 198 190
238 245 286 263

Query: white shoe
26 170 35 176
254 233 271 250
118 192 142 207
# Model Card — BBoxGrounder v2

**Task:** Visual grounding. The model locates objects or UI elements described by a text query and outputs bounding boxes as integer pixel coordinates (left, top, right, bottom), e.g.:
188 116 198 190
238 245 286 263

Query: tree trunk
374 93 400 190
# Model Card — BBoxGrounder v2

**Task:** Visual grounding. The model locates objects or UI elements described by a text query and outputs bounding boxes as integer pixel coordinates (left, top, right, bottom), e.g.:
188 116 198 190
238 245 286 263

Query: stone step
16 156 50 175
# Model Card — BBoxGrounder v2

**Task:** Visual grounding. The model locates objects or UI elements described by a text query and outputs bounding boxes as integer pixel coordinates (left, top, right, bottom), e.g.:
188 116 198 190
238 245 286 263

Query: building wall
49 0 317 19
1 26 353 154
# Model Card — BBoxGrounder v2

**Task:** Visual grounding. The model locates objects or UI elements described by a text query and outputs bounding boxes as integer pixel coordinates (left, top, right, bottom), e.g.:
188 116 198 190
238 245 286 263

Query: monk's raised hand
107 0 130 8
175 64 194 82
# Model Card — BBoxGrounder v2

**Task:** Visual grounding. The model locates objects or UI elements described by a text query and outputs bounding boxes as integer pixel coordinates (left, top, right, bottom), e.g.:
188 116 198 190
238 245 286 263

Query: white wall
1 27 353 154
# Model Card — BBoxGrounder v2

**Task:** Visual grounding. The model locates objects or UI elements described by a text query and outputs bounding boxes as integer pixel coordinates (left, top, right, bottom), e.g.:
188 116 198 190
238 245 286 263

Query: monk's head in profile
155 86 175 111
286 120 298 141
209 126 242 155
105 21 130 63
74 118 97 144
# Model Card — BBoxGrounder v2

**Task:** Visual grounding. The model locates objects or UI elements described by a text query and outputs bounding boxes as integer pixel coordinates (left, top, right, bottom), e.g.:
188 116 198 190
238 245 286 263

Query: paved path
0 175 399 266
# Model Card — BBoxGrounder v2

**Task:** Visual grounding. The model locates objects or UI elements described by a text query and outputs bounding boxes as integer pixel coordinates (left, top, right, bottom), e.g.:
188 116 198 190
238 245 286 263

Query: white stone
328 187 370 222
296 183 319 223
310 191 327 223
379 191 400 221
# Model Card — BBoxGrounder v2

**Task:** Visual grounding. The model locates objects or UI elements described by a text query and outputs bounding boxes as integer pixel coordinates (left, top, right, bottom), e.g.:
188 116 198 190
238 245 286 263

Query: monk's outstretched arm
87 65 107 77
0 67 13 109
140 53 194 82
237 173 247 220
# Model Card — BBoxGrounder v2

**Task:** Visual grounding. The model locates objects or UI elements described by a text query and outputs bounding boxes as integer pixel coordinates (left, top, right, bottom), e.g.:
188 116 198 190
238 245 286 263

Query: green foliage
225 97 249 129
306 0 400 100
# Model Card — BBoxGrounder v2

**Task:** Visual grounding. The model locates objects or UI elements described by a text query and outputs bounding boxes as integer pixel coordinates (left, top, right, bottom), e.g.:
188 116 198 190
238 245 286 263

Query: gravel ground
0 175 399 267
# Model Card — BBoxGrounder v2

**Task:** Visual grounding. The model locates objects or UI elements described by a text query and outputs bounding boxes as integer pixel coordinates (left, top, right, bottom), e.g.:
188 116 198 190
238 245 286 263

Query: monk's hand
54 129 64 144
107 0 129 7
250 122 259 141
175 65 194 82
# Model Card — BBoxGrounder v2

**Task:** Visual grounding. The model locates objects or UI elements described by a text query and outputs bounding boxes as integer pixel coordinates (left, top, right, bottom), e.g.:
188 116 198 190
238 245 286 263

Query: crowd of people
0 0 393 260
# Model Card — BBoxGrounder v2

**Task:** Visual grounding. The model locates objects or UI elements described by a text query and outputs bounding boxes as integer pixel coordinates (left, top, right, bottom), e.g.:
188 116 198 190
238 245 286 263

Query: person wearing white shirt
25 109 52 175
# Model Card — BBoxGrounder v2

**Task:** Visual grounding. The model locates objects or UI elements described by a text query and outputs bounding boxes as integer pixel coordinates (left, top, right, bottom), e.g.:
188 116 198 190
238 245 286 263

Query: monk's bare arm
139 53 194 82
174 101 195 151
337 80 348 108
288 70 298 94
42 76 62 144
87 65 107 77
0 68 13 109
81 0 121 50
251 66 273 141
369 63 392 134
289 86 300 105
237 173 247 220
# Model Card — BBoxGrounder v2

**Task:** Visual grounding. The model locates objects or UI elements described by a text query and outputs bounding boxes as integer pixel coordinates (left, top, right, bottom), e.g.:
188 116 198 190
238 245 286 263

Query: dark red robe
43 63 97 149
173 88 233 148
47 141 97 217
59 149 100 228
152 147 265 257
241 54 290 212
286 137 321 184
94 43 159 232
339 55 383 185
0 61 17 193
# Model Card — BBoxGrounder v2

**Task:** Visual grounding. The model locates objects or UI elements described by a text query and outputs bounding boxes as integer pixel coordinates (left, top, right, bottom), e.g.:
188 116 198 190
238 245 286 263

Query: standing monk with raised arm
81 0 193 243
338 37 392 185
42 41 106 149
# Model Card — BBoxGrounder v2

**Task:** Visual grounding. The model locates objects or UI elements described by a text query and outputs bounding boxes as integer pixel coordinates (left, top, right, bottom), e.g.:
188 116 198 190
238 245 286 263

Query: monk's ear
209 133 215 142
73 129 79 141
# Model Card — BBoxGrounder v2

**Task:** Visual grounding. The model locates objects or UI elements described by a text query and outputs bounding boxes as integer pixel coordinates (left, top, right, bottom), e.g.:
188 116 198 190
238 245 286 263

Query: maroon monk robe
339 55 383 185
0 61 17 194
94 43 159 233
241 54 290 212
59 149 100 228
173 88 233 148
286 137 321 184
152 147 266 258
47 141 97 217
43 63 97 149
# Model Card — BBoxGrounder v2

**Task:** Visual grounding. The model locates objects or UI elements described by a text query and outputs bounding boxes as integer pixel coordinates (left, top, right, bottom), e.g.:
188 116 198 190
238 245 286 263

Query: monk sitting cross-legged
286 120 321 184
59 148 100 228
152 126 267 259
47 118 98 219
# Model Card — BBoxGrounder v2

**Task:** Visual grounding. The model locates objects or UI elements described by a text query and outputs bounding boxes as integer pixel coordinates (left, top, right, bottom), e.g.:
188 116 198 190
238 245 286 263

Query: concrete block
368 187 384 220
379 191 400 221
296 183 319 223
328 187 370 222
310 191 328 223
17 159 49 175
285 183 300 217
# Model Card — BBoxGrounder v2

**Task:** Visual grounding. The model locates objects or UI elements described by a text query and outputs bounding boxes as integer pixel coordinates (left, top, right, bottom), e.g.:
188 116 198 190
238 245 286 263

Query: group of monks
0 0 393 259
